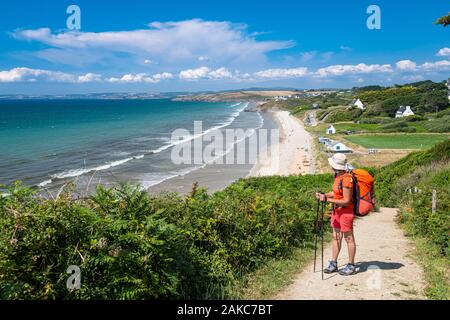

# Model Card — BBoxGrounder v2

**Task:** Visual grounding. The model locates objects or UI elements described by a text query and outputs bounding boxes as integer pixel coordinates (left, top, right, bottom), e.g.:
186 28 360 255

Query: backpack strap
338 172 354 191
338 172 357 216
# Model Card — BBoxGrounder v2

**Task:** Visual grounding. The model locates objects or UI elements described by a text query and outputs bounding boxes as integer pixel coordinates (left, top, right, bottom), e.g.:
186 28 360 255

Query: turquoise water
0 99 259 189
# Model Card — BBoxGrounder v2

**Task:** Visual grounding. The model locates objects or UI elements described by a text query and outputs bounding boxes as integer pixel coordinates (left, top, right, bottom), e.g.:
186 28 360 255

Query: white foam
42 102 249 185
146 103 248 156
38 179 52 188
139 166 205 190
51 157 134 180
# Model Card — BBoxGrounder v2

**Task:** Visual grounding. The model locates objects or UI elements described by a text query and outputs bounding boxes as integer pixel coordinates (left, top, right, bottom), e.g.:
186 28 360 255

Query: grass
305 122 382 135
233 233 332 299
232 247 314 299
400 231 449 300
333 123 381 132
345 134 449 149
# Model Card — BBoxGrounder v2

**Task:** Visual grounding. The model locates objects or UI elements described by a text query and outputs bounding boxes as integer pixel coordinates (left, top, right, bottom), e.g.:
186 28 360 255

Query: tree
435 13 450 27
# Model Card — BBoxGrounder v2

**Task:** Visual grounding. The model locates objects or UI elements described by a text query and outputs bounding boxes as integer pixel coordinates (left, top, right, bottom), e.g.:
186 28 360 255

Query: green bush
324 108 362 123
359 117 392 124
381 121 408 130
0 175 333 300
395 161 449 251
355 81 449 118
375 140 450 207
424 116 450 133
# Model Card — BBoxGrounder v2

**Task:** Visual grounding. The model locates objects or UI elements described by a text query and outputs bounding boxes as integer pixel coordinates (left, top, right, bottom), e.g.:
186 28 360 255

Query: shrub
381 121 408 130
324 108 362 123
359 117 392 124
397 164 450 257
375 140 450 207
0 175 333 300
424 116 450 133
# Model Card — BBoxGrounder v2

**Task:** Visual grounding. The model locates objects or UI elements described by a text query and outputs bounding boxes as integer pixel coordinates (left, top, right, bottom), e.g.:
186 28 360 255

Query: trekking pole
321 200 325 281
313 198 320 273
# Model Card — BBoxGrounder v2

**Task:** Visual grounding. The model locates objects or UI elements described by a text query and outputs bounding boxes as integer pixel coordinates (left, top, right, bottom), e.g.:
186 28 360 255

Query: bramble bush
0 175 332 299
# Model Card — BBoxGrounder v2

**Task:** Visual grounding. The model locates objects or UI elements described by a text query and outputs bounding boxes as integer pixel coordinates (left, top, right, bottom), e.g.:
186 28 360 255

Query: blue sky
0 0 449 94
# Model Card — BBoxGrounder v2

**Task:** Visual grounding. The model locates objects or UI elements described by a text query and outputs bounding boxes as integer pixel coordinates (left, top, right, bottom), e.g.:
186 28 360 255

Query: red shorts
331 211 354 233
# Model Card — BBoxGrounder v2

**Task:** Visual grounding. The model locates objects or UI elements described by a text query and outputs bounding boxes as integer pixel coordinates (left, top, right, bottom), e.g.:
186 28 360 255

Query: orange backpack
340 169 376 217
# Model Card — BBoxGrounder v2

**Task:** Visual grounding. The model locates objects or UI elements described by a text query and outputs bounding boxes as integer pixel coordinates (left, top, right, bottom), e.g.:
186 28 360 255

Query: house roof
332 142 351 150
397 106 407 113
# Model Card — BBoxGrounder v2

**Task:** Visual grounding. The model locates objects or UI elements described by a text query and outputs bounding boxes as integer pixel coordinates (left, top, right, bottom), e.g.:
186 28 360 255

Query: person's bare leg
331 228 343 261
344 231 356 264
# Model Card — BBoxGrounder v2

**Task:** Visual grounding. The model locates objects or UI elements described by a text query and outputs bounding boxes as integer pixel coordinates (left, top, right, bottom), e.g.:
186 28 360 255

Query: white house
395 106 415 118
353 98 366 110
330 142 352 153
312 103 320 109
326 125 336 135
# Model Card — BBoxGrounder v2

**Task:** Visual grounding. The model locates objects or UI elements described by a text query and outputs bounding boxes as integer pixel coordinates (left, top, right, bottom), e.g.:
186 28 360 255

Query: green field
345 134 449 149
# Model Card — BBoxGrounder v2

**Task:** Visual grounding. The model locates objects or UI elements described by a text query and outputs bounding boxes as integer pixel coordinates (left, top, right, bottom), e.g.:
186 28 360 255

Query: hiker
315 153 357 276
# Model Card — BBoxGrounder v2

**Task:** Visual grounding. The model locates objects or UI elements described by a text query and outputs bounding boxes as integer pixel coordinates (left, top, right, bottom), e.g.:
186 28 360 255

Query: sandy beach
250 110 315 177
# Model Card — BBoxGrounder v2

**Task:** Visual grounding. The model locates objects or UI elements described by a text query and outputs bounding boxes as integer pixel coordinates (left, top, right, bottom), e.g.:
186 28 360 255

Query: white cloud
208 67 233 79
419 60 450 71
178 67 234 80
152 72 174 80
254 67 308 79
0 67 100 83
436 48 450 57
179 67 211 80
77 73 102 83
315 63 393 77
198 56 209 62
395 59 450 72
107 72 173 83
13 20 294 69
396 60 417 71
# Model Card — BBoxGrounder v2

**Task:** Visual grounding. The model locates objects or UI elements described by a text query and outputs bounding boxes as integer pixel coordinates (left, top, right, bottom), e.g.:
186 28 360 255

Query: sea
0 99 276 194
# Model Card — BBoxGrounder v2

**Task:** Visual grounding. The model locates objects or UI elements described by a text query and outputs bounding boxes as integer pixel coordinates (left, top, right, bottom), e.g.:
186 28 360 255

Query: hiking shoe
324 260 338 274
339 263 357 276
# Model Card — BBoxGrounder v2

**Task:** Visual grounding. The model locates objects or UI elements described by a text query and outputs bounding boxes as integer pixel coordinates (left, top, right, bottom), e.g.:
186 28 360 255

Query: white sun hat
328 153 347 171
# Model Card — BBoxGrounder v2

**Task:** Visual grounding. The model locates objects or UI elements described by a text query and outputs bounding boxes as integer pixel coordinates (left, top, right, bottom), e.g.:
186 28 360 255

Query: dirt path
277 208 426 300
